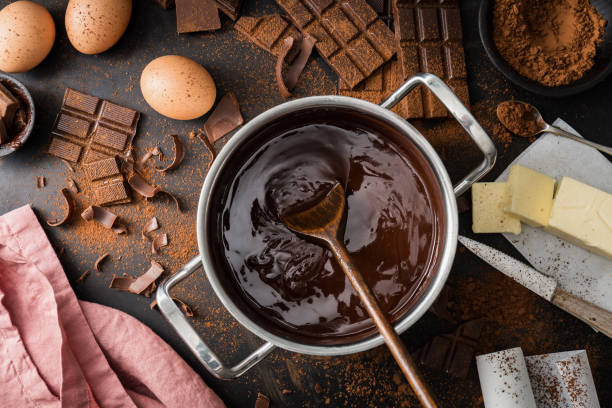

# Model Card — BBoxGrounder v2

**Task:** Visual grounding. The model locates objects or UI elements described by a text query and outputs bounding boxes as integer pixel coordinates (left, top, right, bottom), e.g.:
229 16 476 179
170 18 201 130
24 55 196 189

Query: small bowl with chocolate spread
0 74 35 158
155 74 497 379
479 0 612 97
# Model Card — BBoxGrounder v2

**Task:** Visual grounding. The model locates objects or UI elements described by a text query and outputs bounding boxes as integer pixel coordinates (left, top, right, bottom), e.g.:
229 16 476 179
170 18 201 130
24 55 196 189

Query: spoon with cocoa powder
497 101 612 156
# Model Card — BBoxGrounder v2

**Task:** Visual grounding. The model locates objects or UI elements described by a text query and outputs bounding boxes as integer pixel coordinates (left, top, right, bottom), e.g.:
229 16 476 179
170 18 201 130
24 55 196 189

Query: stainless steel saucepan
156 73 497 379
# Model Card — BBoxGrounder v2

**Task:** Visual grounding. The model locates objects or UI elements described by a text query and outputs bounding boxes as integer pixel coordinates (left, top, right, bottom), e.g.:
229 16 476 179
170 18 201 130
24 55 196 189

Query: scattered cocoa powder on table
493 0 607 87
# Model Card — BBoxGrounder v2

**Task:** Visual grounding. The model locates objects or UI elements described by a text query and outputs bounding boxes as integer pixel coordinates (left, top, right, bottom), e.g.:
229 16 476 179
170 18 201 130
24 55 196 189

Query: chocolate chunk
276 34 317 98
152 0 175 9
94 253 109 271
254 393 270 408
83 156 130 206
48 89 140 165
176 0 243 33
234 14 302 62
392 0 470 118
275 0 396 88
152 233 168 254
109 275 135 291
413 319 483 379
155 134 184 172
0 82 19 130
46 188 76 227
338 60 423 118
203 93 244 143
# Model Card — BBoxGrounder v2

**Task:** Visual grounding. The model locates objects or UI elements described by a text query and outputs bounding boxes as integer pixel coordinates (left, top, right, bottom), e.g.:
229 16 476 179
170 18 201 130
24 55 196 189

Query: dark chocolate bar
47 88 140 164
392 0 469 118
234 14 302 61
367 0 392 28
83 156 130 206
176 0 243 33
275 0 396 88
413 319 483 379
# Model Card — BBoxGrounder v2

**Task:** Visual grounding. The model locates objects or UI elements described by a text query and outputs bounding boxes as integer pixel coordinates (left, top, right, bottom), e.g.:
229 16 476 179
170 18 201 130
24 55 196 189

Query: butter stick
472 182 522 234
504 165 555 227
547 177 612 261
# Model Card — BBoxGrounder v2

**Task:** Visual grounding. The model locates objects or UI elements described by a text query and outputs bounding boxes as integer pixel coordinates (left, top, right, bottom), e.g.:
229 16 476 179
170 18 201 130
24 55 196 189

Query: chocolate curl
47 188 76 227
194 130 216 159
37 176 45 188
275 34 316 98
203 93 244 144
66 178 79 194
158 190 182 213
75 270 90 284
150 296 194 317
109 274 135 291
129 260 164 294
151 233 168 254
155 134 184 171
136 146 163 171
94 253 109 271
127 173 161 198
81 205 128 233
142 217 159 240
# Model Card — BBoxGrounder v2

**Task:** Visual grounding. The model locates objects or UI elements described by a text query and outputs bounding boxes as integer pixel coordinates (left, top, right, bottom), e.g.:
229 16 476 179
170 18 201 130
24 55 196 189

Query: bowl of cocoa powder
0 74 35 158
479 0 612 97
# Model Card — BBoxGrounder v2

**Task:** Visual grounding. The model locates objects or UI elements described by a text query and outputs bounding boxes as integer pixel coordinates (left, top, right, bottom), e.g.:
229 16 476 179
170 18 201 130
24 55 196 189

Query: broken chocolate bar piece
176 0 243 33
47 88 140 164
0 82 19 130
413 319 483 379
275 0 396 88
83 156 130 206
234 14 302 62
203 93 244 143
392 0 469 118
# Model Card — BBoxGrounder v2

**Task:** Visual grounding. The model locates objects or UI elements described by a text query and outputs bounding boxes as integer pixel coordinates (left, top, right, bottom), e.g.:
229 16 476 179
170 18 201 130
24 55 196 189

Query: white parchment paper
495 119 612 312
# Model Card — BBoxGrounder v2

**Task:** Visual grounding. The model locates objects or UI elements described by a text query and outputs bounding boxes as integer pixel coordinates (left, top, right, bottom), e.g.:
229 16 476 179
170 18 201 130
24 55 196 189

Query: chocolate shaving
129 260 164 294
152 233 168 254
275 34 317 99
137 146 163 170
75 270 90 284
109 274 135 291
94 253 109 271
155 134 184 171
66 178 79 194
81 205 128 233
127 173 162 198
142 217 159 239
150 296 194 317
203 94 244 143
143 281 157 298
159 190 182 212
37 176 45 188
194 130 216 159
46 188 76 227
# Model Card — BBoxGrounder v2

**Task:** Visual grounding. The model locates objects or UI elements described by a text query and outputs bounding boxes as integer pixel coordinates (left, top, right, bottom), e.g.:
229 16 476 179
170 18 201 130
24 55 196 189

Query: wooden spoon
282 183 438 408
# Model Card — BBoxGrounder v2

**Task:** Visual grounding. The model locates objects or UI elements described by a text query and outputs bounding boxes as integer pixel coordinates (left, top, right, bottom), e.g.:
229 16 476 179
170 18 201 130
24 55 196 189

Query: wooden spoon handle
551 288 612 339
329 241 438 408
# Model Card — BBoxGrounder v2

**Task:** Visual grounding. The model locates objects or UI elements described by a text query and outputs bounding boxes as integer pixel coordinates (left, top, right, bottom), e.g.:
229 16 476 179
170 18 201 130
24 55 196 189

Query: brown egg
0 1 55 73
65 0 131 55
140 55 216 120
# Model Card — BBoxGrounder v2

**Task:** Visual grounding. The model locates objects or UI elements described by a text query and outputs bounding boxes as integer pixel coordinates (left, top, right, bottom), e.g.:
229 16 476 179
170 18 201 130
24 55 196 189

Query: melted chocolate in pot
215 111 444 342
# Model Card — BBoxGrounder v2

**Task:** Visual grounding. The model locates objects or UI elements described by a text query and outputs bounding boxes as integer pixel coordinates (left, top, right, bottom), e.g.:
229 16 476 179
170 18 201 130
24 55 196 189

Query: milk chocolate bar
413 319 483 378
275 0 396 88
83 156 130 206
234 14 302 61
392 0 469 118
47 88 140 164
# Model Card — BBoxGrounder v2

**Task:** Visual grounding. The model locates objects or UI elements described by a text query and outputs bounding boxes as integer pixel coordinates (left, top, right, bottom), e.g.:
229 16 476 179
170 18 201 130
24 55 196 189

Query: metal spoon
497 101 612 157
282 183 438 408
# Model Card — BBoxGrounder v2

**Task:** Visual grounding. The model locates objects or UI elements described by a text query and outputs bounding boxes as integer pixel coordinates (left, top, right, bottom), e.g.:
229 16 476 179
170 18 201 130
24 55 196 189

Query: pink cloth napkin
0 205 226 408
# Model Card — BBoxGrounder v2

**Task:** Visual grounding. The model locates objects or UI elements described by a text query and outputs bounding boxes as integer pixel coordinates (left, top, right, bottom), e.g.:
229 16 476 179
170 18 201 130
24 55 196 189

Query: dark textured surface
0 0 610 407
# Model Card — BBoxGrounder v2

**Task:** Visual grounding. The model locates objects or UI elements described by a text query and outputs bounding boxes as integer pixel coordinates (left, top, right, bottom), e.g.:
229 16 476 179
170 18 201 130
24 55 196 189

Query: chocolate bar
83 156 130 206
234 14 302 61
176 0 242 33
413 319 483 379
47 88 140 164
367 0 392 28
392 0 469 118
275 0 396 88
338 60 423 117
0 82 19 129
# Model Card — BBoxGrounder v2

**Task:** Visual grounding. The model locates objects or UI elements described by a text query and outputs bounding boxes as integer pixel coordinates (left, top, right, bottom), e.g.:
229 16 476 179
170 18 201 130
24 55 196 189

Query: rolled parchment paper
525 350 600 408
476 347 537 408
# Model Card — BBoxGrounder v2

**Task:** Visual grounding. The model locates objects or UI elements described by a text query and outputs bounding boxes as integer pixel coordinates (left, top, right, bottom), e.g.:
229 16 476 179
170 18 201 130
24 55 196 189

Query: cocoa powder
496 102 541 138
493 0 607 87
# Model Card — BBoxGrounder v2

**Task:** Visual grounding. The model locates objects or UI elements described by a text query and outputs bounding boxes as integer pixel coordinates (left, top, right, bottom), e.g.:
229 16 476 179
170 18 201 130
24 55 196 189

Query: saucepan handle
381 73 497 196
155 255 276 379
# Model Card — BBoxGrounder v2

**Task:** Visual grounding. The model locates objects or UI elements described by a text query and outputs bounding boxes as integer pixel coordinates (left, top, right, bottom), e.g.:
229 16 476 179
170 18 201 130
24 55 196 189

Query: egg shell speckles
0 1 55 73
65 0 132 55
140 55 216 121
